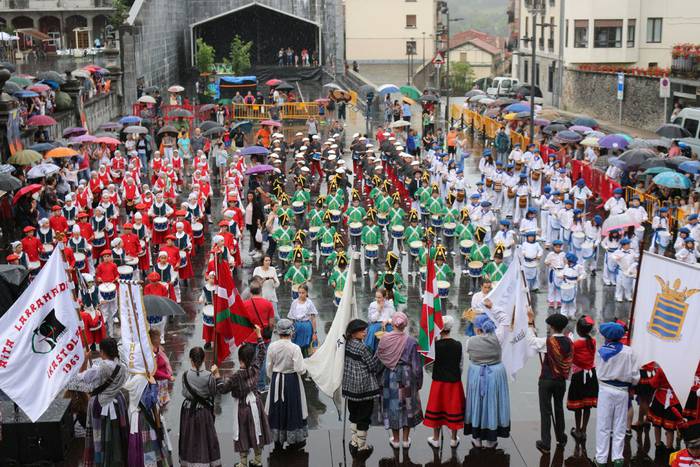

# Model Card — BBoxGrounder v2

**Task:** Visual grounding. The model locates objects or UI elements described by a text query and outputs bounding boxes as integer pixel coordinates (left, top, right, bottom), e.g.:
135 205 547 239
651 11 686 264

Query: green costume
469 242 491 263
388 207 406 227
329 268 349 293
292 189 311 205
434 262 454 282
417 245 438 267
293 246 313 265
272 225 296 246
317 225 337 245
345 205 366 224
361 225 382 245
444 207 460 224
416 186 430 209
456 222 476 241
483 261 508 282
376 195 392 215
277 206 295 221
284 264 310 286
427 196 446 216
308 208 326 228
405 224 424 244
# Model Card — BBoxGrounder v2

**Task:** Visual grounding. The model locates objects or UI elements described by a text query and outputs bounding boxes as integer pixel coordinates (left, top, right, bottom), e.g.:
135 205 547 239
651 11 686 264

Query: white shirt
612 247 638 275
266 339 304 376
522 241 543 263
252 266 280 303
595 346 640 390
604 197 627 215
287 299 318 321
520 217 539 233
367 300 395 323
626 205 648 224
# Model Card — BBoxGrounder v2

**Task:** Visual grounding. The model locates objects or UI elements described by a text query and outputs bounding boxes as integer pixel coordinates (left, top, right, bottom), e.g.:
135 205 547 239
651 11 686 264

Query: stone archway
65 15 88 49
39 16 61 51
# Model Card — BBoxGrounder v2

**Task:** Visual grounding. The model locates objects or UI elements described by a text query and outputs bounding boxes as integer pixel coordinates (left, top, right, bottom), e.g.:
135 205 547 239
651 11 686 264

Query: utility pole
522 0 550 144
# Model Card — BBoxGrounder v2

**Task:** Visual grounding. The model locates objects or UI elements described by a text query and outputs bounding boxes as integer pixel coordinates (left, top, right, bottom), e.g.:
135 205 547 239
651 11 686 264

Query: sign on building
659 77 671 99
617 73 624 101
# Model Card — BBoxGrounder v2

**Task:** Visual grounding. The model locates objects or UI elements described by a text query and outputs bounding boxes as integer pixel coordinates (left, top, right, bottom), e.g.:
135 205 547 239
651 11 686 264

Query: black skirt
648 398 683 430
567 369 598 410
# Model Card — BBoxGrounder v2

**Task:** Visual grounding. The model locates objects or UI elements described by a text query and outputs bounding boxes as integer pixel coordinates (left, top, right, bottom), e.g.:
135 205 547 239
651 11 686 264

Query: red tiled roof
450 36 502 56
449 29 501 49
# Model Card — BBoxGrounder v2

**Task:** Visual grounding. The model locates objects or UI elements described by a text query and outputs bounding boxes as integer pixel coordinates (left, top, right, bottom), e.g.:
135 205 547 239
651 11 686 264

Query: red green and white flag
418 254 443 363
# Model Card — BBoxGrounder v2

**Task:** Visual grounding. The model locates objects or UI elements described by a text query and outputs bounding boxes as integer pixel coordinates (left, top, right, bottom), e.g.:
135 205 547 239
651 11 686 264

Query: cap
147 272 161 282
100 249 113 257
276 318 294 336
546 313 569 330
613 188 623 195
23 226 36 233
346 318 368 335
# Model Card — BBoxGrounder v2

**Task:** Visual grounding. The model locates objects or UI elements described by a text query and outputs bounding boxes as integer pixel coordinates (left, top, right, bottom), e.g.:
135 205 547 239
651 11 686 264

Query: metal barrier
625 186 660 222
130 102 321 124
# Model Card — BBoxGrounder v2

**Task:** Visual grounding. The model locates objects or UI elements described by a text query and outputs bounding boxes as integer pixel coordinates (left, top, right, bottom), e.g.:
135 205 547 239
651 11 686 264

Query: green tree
195 38 216 74
109 0 129 29
449 62 475 95
229 35 253 75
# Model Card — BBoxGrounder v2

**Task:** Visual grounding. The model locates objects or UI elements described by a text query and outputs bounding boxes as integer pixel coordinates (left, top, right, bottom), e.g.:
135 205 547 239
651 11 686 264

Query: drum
523 261 538 280
349 222 363 237
330 210 342 224
531 170 541 181
153 216 169 232
420 266 427 282
291 284 301 300
118 265 134 280
202 304 214 326
40 244 54 262
410 241 423 256
309 226 320 241
312 152 321 161
334 291 343 306
572 232 586 249
126 256 139 267
430 215 443 228
468 261 484 277
292 201 305 215
553 269 564 287
98 283 117 302
443 222 456 237
365 245 379 259
320 242 334 256
28 261 41 272
377 213 389 227
485 178 493 188
138 240 147 257
278 245 292 261
105 222 114 238
581 241 595 259
437 280 450 298
192 222 204 239
178 251 187 268
518 196 527 208
460 240 474 256
494 181 502 192
507 188 516 199
74 252 86 270
657 230 671 248
391 225 405 239
559 282 577 304
92 231 106 247
575 199 585 211
635 226 645 243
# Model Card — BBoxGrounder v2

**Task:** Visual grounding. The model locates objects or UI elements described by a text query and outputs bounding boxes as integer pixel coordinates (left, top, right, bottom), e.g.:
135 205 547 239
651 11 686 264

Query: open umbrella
0 173 21 191
542 123 567 135
555 130 584 143
638 157 668 170
618 148 656 167
401 96 416 106
62 127 87 138
8 76 32 87
464 89 485 99
494 97 518 106
664 156 693 170
119 115 141 125
400 85 421 100
12 183 43 204
607 157 627 170
37 71 65 83
260 120 282 127
314 98 330 105
0 264 29 287
144 294 186 318
358 84 377 99
569 125 592 134
3 81 22 94
586 130 606 138
99 122 123 131
329 89 352 102
0 164 16 174
95 136 121 145
580 137 600 147
46 147 79 158
390 120 411 128
514 84 543 98
168 108 193 118
157 125 179 136
70 134 97 144
167 85 185 93
602 213 640 235
71 69 91 79
419 94 439 103
199 121 220 132
198 104 216 112
275 82 294 91
643 166 675 176
323 83 344 91
505 103 530 113
28 142 54 152
144 85 159 94
534 118 551 127
137 95 156 104
653 171 692 189
265 78 282 86
26 115 57 127
572 116 598 128
27 163 60 179
679 160 700 174
476 97 495 105
503 112 518 121
598 134 629 150
27 84 50 94
13 90 39 99
241 146 269 156
245 164 274 175
233 121 252 132
515 111 531 119
203 126 226 137
378 84 400 94
124 125 148 134
8 149 42 165
656 124 691 139
0 61 16 72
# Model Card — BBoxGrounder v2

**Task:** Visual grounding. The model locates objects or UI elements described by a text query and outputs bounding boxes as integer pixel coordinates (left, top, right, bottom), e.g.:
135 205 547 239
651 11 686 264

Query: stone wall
562 68 666 133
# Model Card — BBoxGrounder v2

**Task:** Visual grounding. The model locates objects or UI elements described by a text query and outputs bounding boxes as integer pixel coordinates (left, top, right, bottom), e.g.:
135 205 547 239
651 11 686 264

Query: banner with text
118 282 155 376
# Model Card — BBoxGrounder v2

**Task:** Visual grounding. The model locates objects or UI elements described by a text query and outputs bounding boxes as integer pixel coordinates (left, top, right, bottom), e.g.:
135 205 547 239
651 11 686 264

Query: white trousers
596 385 628 463
615 273 634 301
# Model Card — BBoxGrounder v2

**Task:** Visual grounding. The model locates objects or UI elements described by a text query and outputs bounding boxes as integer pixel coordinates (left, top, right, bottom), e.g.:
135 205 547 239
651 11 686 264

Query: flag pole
626 238 647 343
212 249 219 366
57 241 92 365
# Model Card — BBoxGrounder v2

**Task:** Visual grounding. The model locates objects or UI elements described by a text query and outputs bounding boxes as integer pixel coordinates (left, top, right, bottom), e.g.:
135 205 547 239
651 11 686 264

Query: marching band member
651 206 671 253
148 192 174 246
519 207 539 235
37 217 54 246
544 240 566 308
198 272 216 349
49 205 69 233
94 249 119 335
21 226 43 269
601 229 622 287
174 221 194 284
361 208 382 275
513 174 530 224
154 250 178 303
483 246 508 283
604 188 627 216
284 248 311 299
109 238 126 266
559 252 586 318
583 215 603 275
675 237 698 265
79 273 105 351
62 193 78 225
528 149 545 196
570 179 593 213
612 238 639 302
522 231 543 291
144 271 169 343
121 175 141 216
558 199 575 247
467 227 490 295
475 201 496 244
674 227 692 254
626 195 648 226
492 219 516 257
375 252 407 307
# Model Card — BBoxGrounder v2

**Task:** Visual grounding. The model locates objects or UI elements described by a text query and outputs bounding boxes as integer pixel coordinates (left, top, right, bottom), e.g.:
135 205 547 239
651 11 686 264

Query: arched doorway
65 15 87 49
39 16 61 51
11 16 33 30
92 15 108 47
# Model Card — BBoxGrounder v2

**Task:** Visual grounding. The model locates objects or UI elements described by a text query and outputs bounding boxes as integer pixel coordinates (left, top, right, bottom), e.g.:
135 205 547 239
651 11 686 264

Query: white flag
304 253 356 397
0 248 85 422
484 252 536 380
118 282 156 376
631 252 700 406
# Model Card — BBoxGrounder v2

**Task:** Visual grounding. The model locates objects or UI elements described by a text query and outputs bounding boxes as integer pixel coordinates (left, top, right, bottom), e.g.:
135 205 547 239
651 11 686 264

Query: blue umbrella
608 157 627 169
29 142 55 152
119 115 142 125
555 130 583 143
504 103 530 113
13 90 38 98
39 79 60 89
573 116 598 128
233 121 253 132
679 160 700 174
240 146 269 156
598 134 629 150
653 171 692 189
377 84 400 94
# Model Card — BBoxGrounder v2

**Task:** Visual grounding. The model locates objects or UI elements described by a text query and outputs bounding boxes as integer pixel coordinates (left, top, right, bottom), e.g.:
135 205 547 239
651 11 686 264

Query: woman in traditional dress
464 313 511 449
286 284 318 357
364 288 395 353
567 315 598 443
376 311 423 449
65 337 129 466
151 329 175 407
266 319 308 450
124 372 172 466
424 315 465 448
215 326 272 467
178 347 221 467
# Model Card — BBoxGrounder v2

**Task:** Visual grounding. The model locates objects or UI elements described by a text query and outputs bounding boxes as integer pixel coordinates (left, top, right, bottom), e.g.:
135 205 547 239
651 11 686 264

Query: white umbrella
323 83 343 91
0 32 19 41
390 120 411 128
138 95 156 104
168 85 184 93
71 69 91 79
602 213 640 235
27 163 60 179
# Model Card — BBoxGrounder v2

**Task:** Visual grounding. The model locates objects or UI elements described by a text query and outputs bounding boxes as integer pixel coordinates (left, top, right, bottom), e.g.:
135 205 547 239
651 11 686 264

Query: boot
355 430 374 456
349 423 359 455
249 448 263 467
234 452 248 467
612 459 624 467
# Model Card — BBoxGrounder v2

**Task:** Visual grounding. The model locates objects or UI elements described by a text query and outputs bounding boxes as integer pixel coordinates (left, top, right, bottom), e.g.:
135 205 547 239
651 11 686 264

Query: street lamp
437 1 464 126
521 0 552 144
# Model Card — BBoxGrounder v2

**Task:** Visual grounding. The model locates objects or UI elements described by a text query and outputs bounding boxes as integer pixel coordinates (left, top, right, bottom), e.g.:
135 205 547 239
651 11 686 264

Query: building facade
447 30 504 82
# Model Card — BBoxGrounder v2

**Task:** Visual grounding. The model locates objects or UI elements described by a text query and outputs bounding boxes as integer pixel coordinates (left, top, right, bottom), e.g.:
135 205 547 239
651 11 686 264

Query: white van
671 108 700 156
486 77 520 97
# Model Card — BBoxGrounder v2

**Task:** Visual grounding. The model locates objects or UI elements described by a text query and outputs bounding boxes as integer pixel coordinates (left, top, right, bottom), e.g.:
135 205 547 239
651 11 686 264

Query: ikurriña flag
418 255 443 362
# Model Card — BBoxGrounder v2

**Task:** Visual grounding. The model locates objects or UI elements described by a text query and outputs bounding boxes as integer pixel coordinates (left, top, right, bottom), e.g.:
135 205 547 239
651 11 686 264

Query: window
594 20 622 48
405 14 417 28
460 52 468 63
565 20 569 47
574 20 588 48
548 63 555 92
535 63 540 86
627 19 636 47
549 0 555 5
683 118 699 139
523 60 529 82
647 18 662 43
525 17 529 38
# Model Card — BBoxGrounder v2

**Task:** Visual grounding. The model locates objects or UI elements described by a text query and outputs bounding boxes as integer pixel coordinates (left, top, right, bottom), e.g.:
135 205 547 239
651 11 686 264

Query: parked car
671 107 700 156
486 77 520 97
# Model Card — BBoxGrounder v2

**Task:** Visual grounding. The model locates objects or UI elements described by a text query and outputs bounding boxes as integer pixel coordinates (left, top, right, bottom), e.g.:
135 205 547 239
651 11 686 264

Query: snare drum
443 222 456 237
657 230 671 248
377 213 389 227
334 291 343 306
494 181 502 192
468 261 484 277
485 178 493 188
309 226 320 241
292 201 305 215
126 256 139 267
202 304 214 326
437 280 450 298
365 245 379 259
28 261 41 272
74 252 86 270
409 241 423 256
581 241 595 259
430 215 443 228
391 225 404 239
320 243 334 256
40 244 54 262
192 222 204 239
105 222 114 238
92 231 106 247
118 265 134 280
291 284 301 300
559 282 577 304
138 240 147 257
278 245 292 261
460 240 474 256
153 216 169 232
330 210 342 224
178 251 187 268
572 232 586 249
349 222 363 237
98 283 117 302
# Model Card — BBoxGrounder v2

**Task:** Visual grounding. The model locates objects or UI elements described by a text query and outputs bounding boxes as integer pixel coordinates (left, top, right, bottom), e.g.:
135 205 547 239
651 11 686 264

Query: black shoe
348 443 358 456
203 342 212 350
557 434 567 448
287 440 306 451
249 461 263 467
654 443 667 463
536 440 551 455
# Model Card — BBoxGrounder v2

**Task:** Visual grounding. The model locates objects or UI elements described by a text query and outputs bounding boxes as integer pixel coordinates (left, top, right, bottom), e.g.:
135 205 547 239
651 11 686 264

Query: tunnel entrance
190 2 321 68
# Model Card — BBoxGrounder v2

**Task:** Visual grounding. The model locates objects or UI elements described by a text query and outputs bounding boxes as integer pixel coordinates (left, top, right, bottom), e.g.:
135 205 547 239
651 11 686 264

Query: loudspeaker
0 398 73 464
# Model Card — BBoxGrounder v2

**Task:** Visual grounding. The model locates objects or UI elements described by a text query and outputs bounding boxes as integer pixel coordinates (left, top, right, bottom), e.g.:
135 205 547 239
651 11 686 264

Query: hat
545 313 569 331
82 273 94 283
689 214 699 221
346 319 368 335
613 188 623 195
51 205 61 211
500 219 511 227
565 252 578 263
474 314 496 333
619 238 631 245
100 249 113 257
594 215 603 225
385 251 399 271
474 226 487 243
165 234 176 241
527 207 538 214
686 237 696 244
525 230 537 237
409 209 419 222
23 226 36 233
276 319 295 336
552 239 564 246
599 322 625 341
564 199 573 205
147 272 161 282
576 179 585 187
480 201 491 208
123 222 133 229
680 419 700 448
391 311 408 328
5 253 18 262
337 251 348 268
660 207 669 213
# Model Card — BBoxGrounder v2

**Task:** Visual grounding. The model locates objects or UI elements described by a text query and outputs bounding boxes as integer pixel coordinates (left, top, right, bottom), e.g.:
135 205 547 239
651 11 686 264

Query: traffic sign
617 73 624 101
659 76 671 98
432 52 444 65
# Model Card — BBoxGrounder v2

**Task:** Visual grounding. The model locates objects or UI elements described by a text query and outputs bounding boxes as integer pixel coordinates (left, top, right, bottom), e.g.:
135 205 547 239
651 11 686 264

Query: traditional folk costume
124 375 173 467
424 333 465 432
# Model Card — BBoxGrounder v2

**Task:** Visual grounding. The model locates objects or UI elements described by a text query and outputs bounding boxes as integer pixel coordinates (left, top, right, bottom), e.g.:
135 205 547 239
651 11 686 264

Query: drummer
361 208 382 275
79 274 105 351
95 249 119 335
374 182 393 241
405 210 424 278
492 219 516 257
442 192 460 255
427 184 446 235
132 212 151 272
324 232 347 278
197 271 216 349
328 251 350 305
560 253 585 318
604 187 627 216
49 205 69 234
570 179 593 213
308 196 327 252
291 178 310 226
174 221 194 285
651 206 671 253
375 252 406 307
519 207 539 235
582 214 602 275
20 226 43 268
110 238 126 266
612 238 640 301
345 190 366 251
69 224 92 273
521 230 544 291
272 212 296 251
675 237 698 265
513 174 531 225
434 244 454 282
601 229 621 287
154 250 179 303
148 192 174 246
483 245 508 283
467 226 491 295
119 222 142 280
388 193 406 253
544 240 566 308
284 248 311 299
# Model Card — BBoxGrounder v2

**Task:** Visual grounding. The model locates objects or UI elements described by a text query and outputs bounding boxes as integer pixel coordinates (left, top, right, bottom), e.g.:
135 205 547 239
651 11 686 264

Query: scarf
598 341 623 362
376 330 408 370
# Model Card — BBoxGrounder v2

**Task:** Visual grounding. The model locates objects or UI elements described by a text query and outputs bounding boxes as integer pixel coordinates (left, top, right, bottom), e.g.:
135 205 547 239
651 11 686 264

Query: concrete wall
561 68 665 132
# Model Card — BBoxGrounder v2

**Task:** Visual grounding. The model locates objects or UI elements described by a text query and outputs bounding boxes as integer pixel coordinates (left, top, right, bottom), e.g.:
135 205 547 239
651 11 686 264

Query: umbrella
419 94 439 104
602 213 640 235
598 134 629 150
679 161 700 174
203 127 226 137
3 81 22 94
62 127 87 138
653 171 692 189
167 85 185 93
241 146 269 156
542 123 568 135
580 137 600 147
12 183 43 204
555 130 584 143
390 120 411 128
476 97 495 105
0 265 29 287
119 115 141 125
143 295 186 318
515 110 531 119
13 90 39 98
124 125 148 134
664 156 693 170
157 125 179 136
245 164 274 175
504 103 530 113
27 84 50 93
198 104 216 111
27 115 57 127
275 82 294 91
39 80 59 89
95 136 121 145
569 125 592 134
586 130 606 138
144 86 159 94
401 96 416 106
260 120 282 127
70 134 97 144
0 164 16 174
265 78 282 86
638 157 668 170
0 173 21 191
28 142 54 152
168 108 193 118
656 124 691 139
400 85 421 100
358 84 377 99
323 83 344 91
503 112 518 121
618 148 656 167
71 69 91 79
329 89 352 102
36 71 65 83
494 97 518 106
464 89 485 99
8 149 42 165
137 95 156 104
643 166 675 176
572 116 598 128
27 163 60 179
533 118 551 127
199 121 220 132
514 84 543 98
99 122 123 131
8 76 32 87
0 61 16 72
469 94 487 103
46 147 79 158
232 121 252 132
378 84 400 94
315 98 330 104
607 157 627 169
484 108 500 118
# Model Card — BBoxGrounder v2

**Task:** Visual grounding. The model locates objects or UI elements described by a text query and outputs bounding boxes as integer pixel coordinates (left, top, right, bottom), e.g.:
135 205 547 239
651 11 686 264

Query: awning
14 29 50 41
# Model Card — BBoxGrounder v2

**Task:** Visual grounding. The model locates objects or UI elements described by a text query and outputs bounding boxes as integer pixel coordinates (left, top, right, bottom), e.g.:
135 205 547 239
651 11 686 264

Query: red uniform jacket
49 215 69 233
160 244 180 268
121 233 142 258
21 236 43 262
144 282 169 297
95 261 119 283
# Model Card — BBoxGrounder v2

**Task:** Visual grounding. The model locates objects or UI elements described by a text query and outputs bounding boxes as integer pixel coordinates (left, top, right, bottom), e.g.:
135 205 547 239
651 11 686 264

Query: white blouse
287 299 318 321
367 300 395 323
252 266 280 303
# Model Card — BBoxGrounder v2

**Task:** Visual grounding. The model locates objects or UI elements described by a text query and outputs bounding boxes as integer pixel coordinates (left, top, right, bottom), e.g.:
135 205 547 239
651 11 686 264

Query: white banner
631 252 700 406
0 248 84 422
304 254 357 397
485 252 536 380
118 282 155 376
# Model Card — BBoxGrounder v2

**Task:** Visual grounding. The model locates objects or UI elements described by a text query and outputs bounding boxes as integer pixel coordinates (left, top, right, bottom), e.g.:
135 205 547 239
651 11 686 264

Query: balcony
0 0 114 9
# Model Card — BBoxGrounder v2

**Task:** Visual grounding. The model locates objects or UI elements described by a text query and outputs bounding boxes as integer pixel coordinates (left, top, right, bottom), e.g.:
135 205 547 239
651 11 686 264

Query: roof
450 37 501 56
449 29 502 51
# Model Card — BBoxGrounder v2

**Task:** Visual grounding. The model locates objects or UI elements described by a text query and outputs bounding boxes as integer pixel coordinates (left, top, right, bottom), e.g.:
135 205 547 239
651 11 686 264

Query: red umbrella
96 136 121 145
260 120 282 127
27 84 50 93
265 79 282 86
26 115 57 127
12 183 42 205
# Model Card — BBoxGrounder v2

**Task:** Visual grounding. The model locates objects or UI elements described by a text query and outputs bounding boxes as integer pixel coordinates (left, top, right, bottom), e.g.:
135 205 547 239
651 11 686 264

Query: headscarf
474 314 496 334
377 312 409 370
598 322 625 362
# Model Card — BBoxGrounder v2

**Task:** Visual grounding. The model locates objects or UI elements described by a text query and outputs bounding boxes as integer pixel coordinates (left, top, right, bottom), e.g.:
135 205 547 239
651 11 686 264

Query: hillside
448 0 509 37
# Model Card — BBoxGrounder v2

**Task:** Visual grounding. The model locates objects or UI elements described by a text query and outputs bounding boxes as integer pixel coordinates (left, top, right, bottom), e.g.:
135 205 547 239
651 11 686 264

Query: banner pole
212 250 219 366
127 283 152 375
626 239 646 344
57 242 92 365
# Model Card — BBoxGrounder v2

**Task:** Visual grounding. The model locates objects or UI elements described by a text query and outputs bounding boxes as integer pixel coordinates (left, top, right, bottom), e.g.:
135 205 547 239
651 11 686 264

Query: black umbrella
619 148 657 167
0 264 29 287
664 156 693 169
2 80 21 94
551 118 572 127
168 108 192 118
542 123 568 135
275 82 294 91
0 173 22 191
157 125 179 136
464 89 485 99
0 62 16 72
656 124 691 139
359 84 377 99
419 95 439 103
203 126 226 137
144 295 186 318
199 120 220 131
233 120 252 132
144 86 159 94
37 71 65 84
638 157 668 170
514 84 543 98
